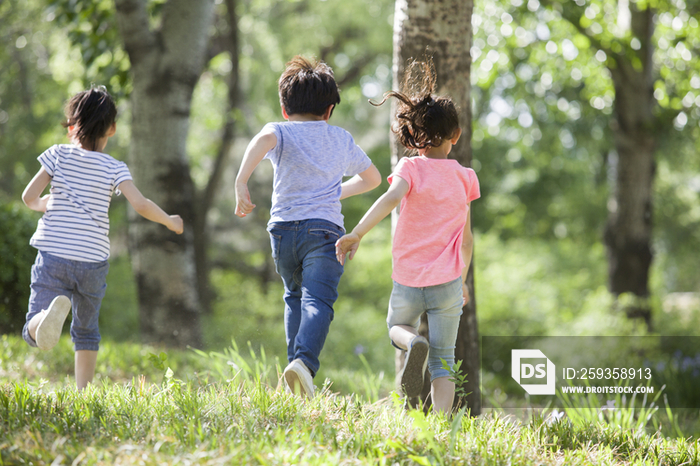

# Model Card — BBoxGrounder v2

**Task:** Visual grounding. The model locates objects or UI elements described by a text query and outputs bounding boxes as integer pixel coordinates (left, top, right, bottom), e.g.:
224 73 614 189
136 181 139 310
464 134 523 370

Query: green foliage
204 268 287 356
471 0 614 244
0 203 38 334
235 0 394 131
0 0 75 201
442 359 472 401
45 0 164 97
97 254 140 342
147 351 168 371
474 231 613 337
653 142 700 292
470 0 700 279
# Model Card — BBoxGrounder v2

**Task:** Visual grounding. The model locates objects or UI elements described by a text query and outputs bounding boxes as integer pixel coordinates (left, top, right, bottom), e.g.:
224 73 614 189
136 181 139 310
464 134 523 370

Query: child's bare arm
119 180 183 234
235 130 277 218
335 176 409 264
339 164 381 200
22 168 52 213
461 206 473 304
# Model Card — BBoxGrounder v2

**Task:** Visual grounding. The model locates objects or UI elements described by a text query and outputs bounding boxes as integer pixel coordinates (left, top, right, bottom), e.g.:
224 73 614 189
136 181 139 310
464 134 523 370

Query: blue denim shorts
23 251 109 351
387 277 463 380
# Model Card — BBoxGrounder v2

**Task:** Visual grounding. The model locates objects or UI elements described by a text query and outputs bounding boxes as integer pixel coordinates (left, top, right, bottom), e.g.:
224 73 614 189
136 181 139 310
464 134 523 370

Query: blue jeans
268 219 345 377
387 277 463 380
23 251 109 351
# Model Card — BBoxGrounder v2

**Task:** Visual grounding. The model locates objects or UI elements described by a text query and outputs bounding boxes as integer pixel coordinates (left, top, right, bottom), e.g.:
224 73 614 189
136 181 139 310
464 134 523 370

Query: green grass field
2 334 700 465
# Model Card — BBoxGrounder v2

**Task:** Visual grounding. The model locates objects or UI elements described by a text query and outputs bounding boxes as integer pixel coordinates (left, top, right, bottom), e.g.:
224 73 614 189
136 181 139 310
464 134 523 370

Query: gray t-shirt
263 121 372 228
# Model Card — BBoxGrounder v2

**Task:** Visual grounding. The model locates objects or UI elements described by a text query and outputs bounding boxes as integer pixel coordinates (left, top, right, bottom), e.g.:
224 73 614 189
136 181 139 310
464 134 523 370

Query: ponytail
371 59 459 151
63 85 117 151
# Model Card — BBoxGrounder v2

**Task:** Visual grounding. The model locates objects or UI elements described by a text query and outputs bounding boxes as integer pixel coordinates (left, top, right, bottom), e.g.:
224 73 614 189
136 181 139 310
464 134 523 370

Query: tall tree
601 4 655 321
541 0 697 323
194 0 240 314
114 0 215 347
469 0 700 326
391 0 480 414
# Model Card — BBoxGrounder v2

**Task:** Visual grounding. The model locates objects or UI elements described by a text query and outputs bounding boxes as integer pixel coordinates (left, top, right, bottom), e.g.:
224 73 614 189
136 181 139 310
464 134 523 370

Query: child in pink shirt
335 60 480 414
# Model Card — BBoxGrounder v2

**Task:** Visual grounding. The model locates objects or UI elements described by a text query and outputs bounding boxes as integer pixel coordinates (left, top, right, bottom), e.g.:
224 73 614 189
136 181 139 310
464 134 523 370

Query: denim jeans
268 219 345 377
23 251 109 351
387 277 463 380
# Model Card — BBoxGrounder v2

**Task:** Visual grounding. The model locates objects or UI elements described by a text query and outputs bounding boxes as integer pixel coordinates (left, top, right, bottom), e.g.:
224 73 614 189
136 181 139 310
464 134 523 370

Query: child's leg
268 224 304 364
269 220 343 398
293 221 344 376
431 376 456 414
387 283 430 397
388 324 420 350
386 283 424 348
75 350 98 390
283 283 303 364
425 278 464 414
23 252 73 350
70 259 109 389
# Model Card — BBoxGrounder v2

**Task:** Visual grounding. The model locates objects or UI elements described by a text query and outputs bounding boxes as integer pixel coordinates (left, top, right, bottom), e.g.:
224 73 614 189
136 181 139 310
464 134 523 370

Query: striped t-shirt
29 144 132 262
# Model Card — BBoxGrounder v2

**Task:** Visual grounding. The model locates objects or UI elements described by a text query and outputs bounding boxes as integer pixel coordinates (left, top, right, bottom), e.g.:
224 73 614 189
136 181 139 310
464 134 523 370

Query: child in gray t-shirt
235 56 381 398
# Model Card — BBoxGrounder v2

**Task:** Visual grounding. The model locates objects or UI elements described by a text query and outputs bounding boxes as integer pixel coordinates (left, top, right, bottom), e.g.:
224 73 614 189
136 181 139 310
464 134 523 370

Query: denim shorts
387 277 463 380
23 251 109 351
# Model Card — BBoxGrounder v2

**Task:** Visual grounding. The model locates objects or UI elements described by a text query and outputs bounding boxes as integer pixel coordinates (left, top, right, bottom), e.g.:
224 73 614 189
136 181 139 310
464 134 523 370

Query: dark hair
62 85 117 151
371 59 459 150
278 56 341 116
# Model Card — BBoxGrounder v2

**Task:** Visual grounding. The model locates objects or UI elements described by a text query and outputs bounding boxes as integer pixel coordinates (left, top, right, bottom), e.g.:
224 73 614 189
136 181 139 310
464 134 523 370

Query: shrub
0 203 38 334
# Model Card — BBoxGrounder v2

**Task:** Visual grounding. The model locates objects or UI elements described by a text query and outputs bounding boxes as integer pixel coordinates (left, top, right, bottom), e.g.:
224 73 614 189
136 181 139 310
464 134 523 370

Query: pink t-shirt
388 156 480 287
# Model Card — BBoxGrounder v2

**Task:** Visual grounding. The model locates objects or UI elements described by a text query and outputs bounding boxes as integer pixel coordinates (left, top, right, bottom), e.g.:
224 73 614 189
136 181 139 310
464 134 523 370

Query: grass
2 335 700 465
3 228 700 463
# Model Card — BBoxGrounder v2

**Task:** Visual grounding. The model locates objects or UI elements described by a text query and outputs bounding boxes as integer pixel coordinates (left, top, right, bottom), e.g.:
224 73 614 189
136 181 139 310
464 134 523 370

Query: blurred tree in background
113 0 215 348
469 0 700 323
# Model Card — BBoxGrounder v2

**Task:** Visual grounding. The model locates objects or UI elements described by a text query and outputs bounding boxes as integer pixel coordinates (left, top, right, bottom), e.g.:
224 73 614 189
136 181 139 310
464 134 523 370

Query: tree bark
604 5 655 324
114 0 215 347
391 0 479 414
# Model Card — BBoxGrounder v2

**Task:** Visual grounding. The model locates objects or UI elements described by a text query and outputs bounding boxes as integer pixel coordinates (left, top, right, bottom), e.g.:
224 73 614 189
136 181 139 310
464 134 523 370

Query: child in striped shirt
21 86 183 389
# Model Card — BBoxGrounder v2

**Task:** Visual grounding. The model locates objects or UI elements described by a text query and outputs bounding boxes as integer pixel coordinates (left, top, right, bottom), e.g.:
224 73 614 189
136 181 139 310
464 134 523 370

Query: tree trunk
194 0 240 315
114 0 215 348
604 5 655 325
391 0 479 415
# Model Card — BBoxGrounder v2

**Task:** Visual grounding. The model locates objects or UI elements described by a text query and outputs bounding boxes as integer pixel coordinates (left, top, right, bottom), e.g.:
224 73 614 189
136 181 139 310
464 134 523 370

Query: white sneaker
35 296 71 351
400 336 429 398
284 359 315 399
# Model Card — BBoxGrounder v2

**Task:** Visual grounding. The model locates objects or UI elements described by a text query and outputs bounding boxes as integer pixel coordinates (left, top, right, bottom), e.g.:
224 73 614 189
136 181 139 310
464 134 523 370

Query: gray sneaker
284 359 315 399
35 295 71 351
400 336 429 398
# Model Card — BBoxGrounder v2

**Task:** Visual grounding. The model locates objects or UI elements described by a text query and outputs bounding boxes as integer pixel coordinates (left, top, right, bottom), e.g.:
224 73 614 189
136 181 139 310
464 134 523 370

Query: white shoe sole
35 296 71 351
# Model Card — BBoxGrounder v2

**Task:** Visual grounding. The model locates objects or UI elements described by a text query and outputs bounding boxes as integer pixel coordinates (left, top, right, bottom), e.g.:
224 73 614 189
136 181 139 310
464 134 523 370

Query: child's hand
335 233 361 265
169 215 184 234
235 182 256 217
462 282 470 306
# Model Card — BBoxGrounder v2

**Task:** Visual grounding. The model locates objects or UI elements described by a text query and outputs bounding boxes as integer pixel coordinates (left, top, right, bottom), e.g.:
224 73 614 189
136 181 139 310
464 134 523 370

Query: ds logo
511 349 556 395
